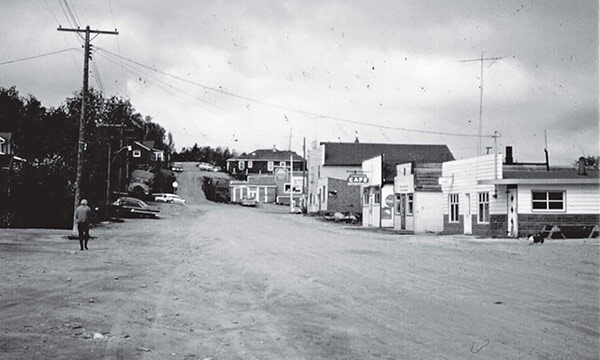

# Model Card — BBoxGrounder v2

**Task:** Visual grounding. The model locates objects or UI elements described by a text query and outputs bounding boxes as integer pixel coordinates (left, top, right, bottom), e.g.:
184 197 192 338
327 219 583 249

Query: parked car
154 193 186 205
109 197 160 218
197 162 215 171
171 163 183 172
240 196 258 207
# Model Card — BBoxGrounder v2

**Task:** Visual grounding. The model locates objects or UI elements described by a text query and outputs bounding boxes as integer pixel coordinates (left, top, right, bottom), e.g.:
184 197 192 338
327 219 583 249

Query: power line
96 47 493 139
42 0 60 23
0 48 78 66
64 0 82 25
96 50 285 140
42 0 81 74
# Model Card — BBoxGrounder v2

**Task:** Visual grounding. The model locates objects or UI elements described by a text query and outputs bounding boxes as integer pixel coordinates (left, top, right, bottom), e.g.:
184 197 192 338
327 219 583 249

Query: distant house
308 141 454 216
440 147 600 238
226 146 304 177
230 175 278 203
229 168 305 206
130 141 164 167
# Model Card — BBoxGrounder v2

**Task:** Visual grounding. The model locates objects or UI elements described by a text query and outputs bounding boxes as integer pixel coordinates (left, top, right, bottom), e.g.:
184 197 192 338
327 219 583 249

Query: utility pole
58 25 118 236
460 51 502 156
492 131 501 180
302 137 306 213
290 155 294 212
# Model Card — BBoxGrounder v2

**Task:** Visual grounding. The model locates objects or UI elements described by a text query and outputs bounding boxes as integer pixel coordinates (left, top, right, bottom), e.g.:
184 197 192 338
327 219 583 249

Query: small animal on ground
528 233 544 245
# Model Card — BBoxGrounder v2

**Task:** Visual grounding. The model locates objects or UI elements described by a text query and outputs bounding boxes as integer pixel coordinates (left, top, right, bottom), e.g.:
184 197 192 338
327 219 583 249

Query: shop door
464 193 472 234
368 194 374 226
507 187 518 237
400 194 406 230
394 195 403 230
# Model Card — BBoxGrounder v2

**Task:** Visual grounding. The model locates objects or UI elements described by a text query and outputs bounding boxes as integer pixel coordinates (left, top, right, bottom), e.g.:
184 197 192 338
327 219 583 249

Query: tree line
172 144 236 169
0 86 171 228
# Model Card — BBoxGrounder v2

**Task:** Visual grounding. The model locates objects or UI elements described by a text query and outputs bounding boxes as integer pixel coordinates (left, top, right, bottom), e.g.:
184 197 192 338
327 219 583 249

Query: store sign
394 176 414 193
347 173 369 185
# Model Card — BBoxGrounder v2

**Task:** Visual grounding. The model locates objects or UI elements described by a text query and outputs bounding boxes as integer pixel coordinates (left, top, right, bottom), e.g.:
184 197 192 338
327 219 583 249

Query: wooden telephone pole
58 25 118 236
460 51 502 156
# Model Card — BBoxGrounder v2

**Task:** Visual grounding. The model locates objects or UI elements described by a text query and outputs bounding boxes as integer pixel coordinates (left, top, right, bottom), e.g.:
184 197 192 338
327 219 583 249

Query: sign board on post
348 173 369 185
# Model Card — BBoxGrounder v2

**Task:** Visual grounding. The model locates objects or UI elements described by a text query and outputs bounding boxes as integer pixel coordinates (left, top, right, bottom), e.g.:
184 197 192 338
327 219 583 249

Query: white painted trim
479 178 599 185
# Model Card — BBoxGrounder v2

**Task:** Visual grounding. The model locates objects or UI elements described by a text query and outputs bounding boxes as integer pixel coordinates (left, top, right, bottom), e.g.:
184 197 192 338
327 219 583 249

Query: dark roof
322 142 454 166
503 165 600 179
228 149 303 162
142 141 159 151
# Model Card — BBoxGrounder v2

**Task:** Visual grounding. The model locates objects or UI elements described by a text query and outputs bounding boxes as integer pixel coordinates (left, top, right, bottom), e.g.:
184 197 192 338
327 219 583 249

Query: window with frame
478 192 489 223
449 194 459 222
532 191 565 211
322 185 326 202
248 160 253 169
374 191 380 204
407 194 414 215
267 161 274 171
363 189 369 206
0 142 5 155
238 160 245 170
132 150 141 158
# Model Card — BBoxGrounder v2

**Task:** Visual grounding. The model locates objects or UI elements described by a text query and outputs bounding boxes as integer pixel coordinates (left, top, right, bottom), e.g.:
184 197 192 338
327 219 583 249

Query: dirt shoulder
0 174 598 359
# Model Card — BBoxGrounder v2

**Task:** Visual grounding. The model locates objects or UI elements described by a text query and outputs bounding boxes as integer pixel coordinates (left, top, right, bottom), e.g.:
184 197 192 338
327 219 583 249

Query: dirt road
1 163 598 359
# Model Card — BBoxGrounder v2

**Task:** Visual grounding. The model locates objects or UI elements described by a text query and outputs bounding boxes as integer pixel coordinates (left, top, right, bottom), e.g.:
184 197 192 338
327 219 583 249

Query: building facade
307 141 454 216
440 151 600 238
226 147 304 178
393 162 445 233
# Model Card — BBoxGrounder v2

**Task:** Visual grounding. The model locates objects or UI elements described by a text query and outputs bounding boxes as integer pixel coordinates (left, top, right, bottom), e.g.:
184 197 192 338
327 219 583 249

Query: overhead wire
96 50 285 140
99 49 225 112
96 47 492 139
106 0 125 80
0 48 79 66
43 0 81 74
58 0 105 93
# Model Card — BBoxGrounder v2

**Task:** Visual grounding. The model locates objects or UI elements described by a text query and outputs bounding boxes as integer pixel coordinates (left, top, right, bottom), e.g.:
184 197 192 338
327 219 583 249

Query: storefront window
532 191 565 211
478 192 489 223
449 194 459 222
407 194 414 215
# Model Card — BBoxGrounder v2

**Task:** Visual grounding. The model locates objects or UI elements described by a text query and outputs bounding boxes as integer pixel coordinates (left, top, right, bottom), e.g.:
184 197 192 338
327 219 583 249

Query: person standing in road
75 199 92 250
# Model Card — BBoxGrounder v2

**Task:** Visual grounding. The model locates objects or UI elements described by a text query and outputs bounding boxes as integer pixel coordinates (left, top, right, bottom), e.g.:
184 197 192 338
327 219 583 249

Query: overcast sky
1 0 598 164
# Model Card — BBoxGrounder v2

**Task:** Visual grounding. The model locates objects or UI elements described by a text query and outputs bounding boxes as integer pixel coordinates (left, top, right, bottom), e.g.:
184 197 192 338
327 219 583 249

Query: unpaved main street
1 163 598 359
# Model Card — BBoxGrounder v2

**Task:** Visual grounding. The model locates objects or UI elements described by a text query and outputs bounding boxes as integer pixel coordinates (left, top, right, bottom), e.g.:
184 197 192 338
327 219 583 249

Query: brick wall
443 214 463 234
326 178 362 214
472 215 507 238
518 213 600 237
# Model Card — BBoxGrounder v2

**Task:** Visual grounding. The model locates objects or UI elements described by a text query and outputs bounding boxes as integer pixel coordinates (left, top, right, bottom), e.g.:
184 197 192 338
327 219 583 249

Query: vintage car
109 197 160 218
240 196 258 207
154 193 186 205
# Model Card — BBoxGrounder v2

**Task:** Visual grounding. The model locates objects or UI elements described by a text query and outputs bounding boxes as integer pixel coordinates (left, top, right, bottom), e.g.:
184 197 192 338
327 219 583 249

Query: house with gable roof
130 140 165 167
226 146 304 177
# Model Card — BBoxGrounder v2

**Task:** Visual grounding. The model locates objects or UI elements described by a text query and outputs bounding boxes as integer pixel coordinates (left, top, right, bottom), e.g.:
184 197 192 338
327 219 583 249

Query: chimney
272 145 277 152
505 146 513 165
577 156 587 176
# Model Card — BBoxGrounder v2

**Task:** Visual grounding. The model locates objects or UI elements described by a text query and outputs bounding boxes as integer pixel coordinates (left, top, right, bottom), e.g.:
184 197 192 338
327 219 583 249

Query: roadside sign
347 173 369 185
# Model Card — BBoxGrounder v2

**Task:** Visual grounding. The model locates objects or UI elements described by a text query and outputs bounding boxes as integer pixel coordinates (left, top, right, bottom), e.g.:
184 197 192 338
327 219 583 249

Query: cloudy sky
1 0 597 164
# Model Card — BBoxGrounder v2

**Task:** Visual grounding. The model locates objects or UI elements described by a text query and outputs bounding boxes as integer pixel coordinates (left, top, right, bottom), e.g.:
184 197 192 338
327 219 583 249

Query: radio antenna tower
460 51 502 156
